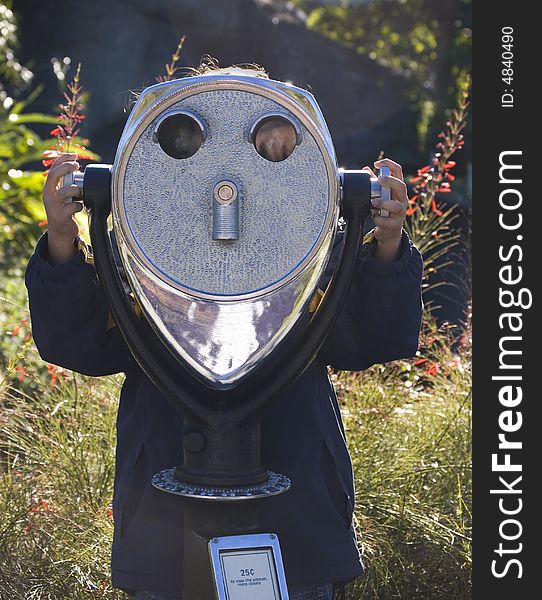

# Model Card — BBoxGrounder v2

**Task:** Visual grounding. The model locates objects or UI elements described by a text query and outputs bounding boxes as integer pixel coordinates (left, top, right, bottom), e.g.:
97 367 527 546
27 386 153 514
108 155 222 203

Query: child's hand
363 158 409 262
42 153 83 265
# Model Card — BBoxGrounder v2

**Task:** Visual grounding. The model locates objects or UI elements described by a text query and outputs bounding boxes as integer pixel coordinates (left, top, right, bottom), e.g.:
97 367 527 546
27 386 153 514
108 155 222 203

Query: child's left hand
363 157 409 262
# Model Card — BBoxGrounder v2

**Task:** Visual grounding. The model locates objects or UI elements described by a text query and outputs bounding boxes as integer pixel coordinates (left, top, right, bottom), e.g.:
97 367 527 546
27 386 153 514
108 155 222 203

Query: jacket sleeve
25 232 135 376
318 229 423 371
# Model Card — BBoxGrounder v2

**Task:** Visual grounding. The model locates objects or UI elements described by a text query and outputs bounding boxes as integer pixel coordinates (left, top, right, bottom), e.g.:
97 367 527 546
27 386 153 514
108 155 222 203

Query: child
26 138 422 599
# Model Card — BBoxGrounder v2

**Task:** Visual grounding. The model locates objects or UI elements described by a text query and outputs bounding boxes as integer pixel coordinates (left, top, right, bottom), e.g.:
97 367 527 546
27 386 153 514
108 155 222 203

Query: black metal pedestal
84 163 372 600
152 468 291 600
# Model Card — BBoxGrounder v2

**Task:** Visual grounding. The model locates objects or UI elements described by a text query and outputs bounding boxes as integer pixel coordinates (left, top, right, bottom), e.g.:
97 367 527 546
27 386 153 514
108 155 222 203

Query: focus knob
62 170 85 200
370 165 391 203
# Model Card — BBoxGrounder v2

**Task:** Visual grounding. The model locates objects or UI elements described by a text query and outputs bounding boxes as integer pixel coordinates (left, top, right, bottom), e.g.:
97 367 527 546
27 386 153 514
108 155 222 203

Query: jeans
135 582 334 599
289 583 334 599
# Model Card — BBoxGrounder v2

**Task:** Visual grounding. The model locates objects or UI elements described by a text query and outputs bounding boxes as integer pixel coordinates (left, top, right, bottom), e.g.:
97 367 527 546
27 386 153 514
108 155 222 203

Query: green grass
340 345 471 599
0 273 471 600
0 376 122 599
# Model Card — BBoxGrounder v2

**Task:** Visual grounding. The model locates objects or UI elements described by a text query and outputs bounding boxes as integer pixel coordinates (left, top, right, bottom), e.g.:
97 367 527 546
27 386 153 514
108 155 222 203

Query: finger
371 214 403 230
361 165 377 178
370 197 406 217
377 174 408 204
60 201 84 216
374 158 404 181
44 161 80 196
50 185 82 208
49 152 78 171
47 160 80 185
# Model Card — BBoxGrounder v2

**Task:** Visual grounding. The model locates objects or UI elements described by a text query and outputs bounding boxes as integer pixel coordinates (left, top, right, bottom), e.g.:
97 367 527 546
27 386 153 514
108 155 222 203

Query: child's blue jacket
25 228 423 594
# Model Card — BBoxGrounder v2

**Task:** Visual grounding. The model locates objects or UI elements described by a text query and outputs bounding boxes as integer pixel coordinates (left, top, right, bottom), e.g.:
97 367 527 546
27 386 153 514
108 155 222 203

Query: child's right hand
42 153 84 265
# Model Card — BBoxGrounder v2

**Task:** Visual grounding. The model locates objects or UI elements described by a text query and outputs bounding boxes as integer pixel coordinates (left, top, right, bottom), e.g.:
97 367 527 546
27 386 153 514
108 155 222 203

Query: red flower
425 362 441 377
47 364 62 388
449 355 462 369
431 199 443 216
31 499 48 513
8 319 27 336
15 366 27 382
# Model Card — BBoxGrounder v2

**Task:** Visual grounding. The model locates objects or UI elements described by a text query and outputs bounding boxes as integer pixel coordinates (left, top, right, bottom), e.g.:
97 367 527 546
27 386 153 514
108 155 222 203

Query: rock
16 0 414 165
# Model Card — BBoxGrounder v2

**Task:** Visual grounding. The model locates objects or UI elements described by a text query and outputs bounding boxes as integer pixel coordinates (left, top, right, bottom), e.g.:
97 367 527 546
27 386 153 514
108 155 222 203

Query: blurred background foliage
1 1 471 598
293 0 471 151
0 1 50 267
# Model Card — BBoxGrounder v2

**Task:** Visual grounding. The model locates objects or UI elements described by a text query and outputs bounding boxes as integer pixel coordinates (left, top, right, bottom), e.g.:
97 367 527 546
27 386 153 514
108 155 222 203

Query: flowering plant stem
156 35 186 83
406 83 470 287
42 63 93 168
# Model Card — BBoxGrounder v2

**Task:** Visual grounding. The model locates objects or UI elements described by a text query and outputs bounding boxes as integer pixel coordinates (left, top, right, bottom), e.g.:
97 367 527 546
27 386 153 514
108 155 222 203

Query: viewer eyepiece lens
253 116 298 162
156 113 205 159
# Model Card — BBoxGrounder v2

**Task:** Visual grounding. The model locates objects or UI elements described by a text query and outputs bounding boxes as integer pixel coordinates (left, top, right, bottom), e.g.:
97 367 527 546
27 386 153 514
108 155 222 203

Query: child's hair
183 55 269 79
127 57 269 109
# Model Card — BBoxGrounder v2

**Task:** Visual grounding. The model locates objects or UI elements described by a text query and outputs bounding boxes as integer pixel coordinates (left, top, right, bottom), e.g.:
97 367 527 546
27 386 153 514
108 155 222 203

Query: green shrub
342 319 471 599
0 370 125 599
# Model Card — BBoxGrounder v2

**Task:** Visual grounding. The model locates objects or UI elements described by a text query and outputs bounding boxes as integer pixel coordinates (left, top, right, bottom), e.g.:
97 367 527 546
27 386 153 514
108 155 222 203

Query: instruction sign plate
209 533 289 600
